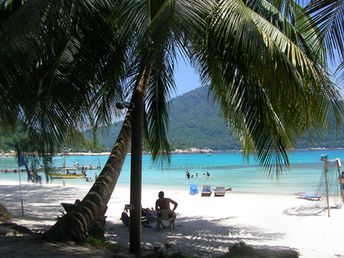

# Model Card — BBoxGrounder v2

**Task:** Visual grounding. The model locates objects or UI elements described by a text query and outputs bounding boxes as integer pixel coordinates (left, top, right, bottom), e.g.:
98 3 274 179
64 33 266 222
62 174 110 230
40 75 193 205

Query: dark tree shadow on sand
0 184 298 257
0 184 88 232
105 216 297 257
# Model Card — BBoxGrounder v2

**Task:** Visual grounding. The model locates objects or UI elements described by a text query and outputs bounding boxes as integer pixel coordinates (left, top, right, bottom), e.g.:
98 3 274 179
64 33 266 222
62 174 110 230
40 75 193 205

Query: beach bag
120 212 130 226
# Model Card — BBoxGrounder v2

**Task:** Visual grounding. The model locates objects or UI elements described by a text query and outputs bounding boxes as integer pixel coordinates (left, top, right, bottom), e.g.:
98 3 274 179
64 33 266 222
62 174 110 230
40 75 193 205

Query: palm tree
0 0 127 153
1 0 342 253
0 0 136 242
47 0 342 247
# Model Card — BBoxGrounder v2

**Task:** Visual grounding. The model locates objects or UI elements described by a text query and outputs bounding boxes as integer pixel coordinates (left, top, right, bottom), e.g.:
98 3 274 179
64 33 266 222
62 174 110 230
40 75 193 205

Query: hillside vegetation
95 86 344 151
1 86 343 152
167 86 239 150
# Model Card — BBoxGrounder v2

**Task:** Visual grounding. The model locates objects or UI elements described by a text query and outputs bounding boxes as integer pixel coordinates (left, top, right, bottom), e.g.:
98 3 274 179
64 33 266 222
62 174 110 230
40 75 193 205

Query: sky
172 58 201 98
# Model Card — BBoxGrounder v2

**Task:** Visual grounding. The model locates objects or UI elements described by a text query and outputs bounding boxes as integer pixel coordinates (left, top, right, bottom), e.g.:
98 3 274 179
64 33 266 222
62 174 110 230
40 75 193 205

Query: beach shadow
0 184 87 231
0 236 112 257
1 184 294 257
105 216 288 257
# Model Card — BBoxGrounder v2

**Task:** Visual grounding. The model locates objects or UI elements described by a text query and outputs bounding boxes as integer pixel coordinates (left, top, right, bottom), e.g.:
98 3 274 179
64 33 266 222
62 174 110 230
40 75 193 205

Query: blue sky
173 59 201 97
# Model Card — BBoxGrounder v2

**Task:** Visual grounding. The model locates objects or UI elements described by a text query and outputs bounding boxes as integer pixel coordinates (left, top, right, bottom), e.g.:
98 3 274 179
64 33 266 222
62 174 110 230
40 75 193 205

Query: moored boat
49 171 86 179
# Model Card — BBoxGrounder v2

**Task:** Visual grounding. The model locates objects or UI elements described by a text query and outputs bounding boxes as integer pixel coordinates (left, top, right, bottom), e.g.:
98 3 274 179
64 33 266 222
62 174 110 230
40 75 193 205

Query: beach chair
298 193 321 201
142 208 158 223
214 186 225 197
201 185 212 197
189 184 199 195
120 205 153 227
156 210 176 231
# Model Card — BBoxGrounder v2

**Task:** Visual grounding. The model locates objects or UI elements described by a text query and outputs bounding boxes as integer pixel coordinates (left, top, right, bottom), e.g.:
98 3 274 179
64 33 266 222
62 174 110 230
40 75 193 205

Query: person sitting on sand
155 191 178 221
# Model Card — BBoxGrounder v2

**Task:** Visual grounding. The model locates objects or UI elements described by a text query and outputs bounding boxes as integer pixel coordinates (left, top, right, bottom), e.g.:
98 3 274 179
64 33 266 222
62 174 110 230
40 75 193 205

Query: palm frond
247 0 327 66
190 0 342 172
121 0 210 161
335 61 344 85
0 0 127 154
144 49 176 161
305 0 343 61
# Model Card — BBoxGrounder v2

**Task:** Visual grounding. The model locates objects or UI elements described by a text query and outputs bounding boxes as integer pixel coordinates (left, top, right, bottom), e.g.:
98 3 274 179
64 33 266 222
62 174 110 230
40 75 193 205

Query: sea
0 149 343 194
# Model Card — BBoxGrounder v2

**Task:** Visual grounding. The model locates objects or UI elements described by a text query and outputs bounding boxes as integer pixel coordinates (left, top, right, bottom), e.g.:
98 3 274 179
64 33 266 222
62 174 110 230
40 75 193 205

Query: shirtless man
155 191 178 229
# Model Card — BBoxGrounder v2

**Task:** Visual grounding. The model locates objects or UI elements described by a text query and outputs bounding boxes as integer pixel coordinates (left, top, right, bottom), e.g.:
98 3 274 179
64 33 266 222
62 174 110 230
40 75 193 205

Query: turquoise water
0 149 343 194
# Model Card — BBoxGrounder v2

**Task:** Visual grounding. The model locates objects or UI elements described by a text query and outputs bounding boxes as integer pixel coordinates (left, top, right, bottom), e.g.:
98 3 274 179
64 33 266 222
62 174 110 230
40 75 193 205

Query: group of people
121 191 178 229
186 170 210 179
80 166 98 182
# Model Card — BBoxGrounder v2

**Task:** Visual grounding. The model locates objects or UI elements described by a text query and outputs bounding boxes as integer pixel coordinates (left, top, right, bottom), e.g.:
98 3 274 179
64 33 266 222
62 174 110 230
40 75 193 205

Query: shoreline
1 182 343 257
1 147 344 157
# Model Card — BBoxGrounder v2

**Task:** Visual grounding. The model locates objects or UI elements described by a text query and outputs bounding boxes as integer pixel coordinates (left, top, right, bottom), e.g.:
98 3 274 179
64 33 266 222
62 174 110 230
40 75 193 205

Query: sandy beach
1 181 344 257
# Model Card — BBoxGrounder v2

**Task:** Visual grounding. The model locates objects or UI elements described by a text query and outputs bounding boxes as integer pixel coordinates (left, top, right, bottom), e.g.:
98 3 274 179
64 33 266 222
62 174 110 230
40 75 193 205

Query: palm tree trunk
44 111 132 241
44 66 150 242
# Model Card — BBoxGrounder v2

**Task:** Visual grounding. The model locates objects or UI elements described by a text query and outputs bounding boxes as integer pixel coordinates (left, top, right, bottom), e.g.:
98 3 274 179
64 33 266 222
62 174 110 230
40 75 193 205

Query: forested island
1 86 344 153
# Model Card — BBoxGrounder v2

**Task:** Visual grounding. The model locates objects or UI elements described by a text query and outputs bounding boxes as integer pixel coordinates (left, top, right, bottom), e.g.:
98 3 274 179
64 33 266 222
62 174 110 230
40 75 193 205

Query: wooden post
324 159 330 217
336 159 344 203
17 151 24 217
18 166 24 216
129 88 143 255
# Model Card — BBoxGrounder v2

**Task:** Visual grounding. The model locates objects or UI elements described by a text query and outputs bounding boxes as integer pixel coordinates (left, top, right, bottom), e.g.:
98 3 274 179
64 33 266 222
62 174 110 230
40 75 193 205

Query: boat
49 169 86 179
49 173 86 179
46 154 101 175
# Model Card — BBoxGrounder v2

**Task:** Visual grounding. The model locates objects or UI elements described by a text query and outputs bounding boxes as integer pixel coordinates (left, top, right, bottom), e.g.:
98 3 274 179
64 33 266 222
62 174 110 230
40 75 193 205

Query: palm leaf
191 0 342 172
305 0 343 61
0 0 127 154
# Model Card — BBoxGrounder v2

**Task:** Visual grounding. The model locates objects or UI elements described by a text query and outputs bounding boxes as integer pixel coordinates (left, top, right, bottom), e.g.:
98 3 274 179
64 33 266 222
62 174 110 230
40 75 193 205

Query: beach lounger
189 184 198 195
201 185 212 196
121 205 155 227
298 193 321 201
214 186 225 197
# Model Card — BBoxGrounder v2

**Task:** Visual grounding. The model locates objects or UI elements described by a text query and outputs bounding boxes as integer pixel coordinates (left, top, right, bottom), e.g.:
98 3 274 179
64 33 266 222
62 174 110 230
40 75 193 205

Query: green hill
93 86 239 150
167 86 239 150
95 86 344 150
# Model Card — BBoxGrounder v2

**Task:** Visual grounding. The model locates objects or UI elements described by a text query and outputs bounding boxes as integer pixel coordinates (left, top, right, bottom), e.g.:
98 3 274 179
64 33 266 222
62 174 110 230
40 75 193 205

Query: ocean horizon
1 149 343 194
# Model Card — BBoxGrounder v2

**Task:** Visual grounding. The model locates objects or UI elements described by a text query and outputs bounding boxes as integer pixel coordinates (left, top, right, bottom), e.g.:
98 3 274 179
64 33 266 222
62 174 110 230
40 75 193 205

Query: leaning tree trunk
44 110 132 241
44 67 150 242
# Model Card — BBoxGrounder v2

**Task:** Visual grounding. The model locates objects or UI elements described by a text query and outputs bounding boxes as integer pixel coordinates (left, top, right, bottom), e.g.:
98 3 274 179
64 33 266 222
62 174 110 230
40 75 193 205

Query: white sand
1 181 344 257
